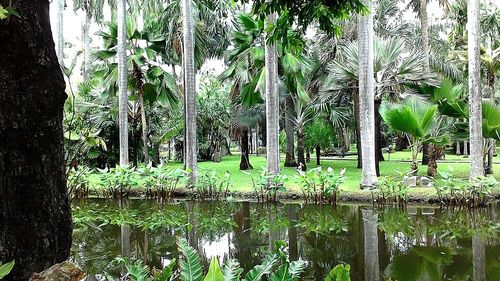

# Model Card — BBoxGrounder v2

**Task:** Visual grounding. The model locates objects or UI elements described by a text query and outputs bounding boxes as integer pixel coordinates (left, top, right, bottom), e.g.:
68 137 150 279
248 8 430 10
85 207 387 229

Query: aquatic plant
108 237 347 281
251 168 288 203
194 171 232 200
435 167 497 207
374 176 408 206
295 167 345 204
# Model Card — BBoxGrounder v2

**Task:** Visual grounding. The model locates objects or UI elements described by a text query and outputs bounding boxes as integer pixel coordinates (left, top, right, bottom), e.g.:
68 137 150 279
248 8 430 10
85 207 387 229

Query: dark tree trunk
239 128 253 170
316 145 321 166
395 133 410 151
284 97 297 167
297 126 306 171
0 1 73 280
374 99 382 176
422 143 429 165
353 92 362 169
427 144 438 177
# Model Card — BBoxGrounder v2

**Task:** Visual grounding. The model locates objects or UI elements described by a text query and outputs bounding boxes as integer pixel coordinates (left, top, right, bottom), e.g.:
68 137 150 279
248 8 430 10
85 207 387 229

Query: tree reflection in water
71 199 500 280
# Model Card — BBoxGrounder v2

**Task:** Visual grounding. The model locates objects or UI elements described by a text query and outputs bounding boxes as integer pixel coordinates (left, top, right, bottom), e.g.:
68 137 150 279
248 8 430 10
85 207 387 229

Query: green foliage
375 176 409 206
324 264 351 281
111 235 351 281
236 0 365 40
195 171 232 200
177 238 204 281
252 168 288 202
203 257 224 281
0 261 14 280
295 167 345 204
68 165 188 199
222 259 243 281
435 167 497 207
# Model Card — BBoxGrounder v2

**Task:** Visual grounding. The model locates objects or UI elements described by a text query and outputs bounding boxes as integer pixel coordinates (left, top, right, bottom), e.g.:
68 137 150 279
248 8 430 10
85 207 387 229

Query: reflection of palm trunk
362 209 379 281
268 207 279 250
121 224 131 258
143 229 149 263
472 235 486 281
287 205 298 261
187 201 198 249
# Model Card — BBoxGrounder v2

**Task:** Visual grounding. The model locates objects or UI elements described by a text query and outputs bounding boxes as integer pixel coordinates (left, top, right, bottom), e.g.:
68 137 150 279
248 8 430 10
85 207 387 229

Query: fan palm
321 36 438 176
381 97 447 175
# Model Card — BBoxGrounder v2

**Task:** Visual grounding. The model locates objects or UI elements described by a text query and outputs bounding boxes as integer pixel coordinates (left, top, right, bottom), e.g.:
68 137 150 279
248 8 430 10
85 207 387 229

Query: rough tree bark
468 0 484 178
182 0 198 183
353 91 362 169
316 145 321 166
82 11 92 80
55 0 64 66
0 1 73 279
284 97 297 167
117 0 129 165
358 0 377 188
265 13 280 175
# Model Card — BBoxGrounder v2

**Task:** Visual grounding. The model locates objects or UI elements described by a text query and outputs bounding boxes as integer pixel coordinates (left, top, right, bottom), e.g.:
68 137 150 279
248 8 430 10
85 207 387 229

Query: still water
71 199 500 280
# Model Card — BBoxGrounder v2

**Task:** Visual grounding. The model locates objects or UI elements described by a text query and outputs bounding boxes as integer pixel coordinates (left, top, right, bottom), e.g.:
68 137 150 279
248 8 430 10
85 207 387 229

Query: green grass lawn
160 151 500 195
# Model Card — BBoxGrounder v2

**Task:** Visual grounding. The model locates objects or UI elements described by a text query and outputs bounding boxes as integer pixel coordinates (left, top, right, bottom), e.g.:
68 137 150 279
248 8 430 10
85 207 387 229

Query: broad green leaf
243 253 278 281
0 5 8 20
177 237 204 281
222 259 243 281
324 264 350 281
203 257 224 281
0 260 15 279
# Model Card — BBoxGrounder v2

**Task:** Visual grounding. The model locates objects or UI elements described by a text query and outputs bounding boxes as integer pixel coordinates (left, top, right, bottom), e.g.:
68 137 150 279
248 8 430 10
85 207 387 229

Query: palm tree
54 0 64 66
117 0 128 165
265 13 280 175
357 0 377 188
408 0 450 68
182 0 197 183
381 97 447 175
468 0 483 178
73 0 106 79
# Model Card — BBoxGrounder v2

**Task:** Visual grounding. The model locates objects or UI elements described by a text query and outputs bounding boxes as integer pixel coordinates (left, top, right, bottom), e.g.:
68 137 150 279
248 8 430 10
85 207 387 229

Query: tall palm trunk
82 11 92 80
284 97 297 167
265 13 280 175
55 0 64 66
358 0 377 189
468 0 483 178
419 0 430 69
353 91 362 169
182 0 197 182
117 0 129 165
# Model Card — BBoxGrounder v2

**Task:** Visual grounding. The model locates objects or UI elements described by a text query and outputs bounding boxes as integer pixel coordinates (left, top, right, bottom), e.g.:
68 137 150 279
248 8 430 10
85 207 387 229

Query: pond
71 199 500 280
